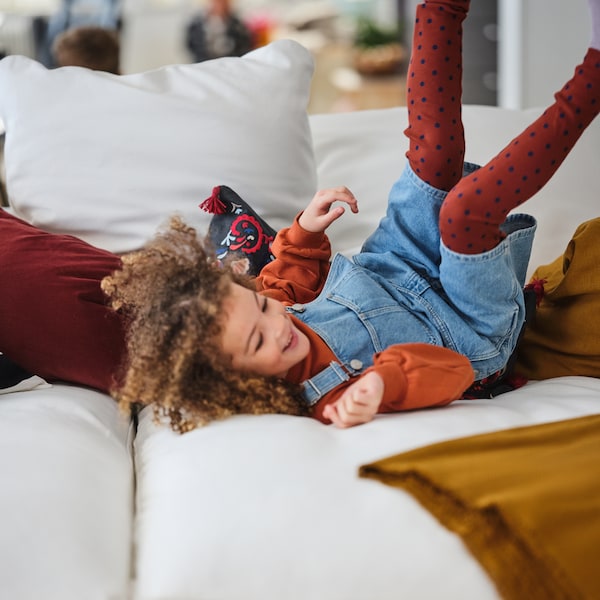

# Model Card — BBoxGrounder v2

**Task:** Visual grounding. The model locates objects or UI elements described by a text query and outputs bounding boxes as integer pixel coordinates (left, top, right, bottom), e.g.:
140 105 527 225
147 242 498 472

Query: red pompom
524 277 547 307
199 186 227 215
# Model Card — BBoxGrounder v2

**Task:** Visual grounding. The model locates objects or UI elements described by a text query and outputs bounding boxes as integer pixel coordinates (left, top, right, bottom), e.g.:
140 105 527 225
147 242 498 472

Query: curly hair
101 216 309 433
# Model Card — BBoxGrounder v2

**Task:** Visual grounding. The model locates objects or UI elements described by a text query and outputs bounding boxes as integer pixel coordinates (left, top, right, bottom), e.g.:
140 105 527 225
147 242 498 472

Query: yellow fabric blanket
360 414 600 600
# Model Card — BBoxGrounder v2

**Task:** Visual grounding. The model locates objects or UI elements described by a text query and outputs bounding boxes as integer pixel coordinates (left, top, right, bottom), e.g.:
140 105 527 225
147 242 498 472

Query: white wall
498 0 590 108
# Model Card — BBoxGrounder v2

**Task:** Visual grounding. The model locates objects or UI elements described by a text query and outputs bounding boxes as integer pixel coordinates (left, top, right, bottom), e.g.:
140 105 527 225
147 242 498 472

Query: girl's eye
254 296 267 352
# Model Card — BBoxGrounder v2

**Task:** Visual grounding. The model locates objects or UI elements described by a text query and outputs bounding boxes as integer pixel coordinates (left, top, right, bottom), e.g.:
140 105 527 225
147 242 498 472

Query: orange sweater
257 218 474 423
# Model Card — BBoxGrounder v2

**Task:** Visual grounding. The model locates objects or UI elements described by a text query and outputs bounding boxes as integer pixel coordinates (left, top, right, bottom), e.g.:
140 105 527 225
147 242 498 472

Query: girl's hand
299 187 359 233
323 371 384 428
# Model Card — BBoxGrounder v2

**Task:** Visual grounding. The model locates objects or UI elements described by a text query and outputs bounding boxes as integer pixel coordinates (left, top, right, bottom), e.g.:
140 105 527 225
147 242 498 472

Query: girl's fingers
300 187 358 232
315 187 358 213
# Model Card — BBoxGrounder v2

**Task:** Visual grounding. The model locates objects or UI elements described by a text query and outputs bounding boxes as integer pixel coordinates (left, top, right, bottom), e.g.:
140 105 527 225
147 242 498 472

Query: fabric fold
360 414 600 600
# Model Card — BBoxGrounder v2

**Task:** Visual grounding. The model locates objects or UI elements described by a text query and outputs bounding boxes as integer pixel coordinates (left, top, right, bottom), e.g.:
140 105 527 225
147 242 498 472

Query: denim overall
288 163 537 405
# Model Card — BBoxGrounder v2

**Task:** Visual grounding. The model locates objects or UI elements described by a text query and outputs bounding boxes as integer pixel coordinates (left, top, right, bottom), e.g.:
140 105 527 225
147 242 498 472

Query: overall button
290 303 306 313
349 359 363 371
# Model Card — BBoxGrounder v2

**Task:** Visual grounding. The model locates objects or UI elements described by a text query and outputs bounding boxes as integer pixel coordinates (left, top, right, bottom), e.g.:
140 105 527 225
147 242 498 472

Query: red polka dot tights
406 1 600 254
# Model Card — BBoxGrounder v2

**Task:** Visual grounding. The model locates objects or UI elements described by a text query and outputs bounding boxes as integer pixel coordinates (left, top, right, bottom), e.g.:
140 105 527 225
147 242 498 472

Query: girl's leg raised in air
405 0 470 191
440 0 600 254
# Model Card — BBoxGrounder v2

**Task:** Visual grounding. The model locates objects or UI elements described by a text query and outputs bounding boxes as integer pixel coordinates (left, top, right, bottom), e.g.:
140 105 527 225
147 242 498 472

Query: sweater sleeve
256 215 332 305
312 343 475 423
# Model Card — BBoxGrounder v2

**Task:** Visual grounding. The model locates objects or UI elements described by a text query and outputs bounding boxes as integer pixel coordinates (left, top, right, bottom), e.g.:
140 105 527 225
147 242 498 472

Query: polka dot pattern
440 48 600 253
405 1 470 191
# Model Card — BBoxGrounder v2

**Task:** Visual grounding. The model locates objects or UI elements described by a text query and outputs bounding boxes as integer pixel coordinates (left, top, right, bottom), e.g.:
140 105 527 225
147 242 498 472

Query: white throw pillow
0 40 317 253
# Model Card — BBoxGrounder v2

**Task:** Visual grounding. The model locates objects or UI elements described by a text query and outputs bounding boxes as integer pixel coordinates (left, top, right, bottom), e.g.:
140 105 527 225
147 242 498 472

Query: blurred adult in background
186 0 253 63
52 25 120 74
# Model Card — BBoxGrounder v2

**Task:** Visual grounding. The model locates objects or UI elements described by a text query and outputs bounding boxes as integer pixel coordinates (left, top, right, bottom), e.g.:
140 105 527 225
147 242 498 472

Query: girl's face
220 283 310 378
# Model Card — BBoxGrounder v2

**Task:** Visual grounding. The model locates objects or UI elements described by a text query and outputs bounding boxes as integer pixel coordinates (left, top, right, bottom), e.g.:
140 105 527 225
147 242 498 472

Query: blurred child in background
52 25 120 74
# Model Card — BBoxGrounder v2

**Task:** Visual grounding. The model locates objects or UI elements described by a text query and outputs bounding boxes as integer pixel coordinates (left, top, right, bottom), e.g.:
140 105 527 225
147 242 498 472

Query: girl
3 1 598 432
100 0 600 431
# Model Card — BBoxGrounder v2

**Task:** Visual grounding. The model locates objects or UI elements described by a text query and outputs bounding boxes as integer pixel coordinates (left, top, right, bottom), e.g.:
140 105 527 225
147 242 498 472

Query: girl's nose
274 313 288 343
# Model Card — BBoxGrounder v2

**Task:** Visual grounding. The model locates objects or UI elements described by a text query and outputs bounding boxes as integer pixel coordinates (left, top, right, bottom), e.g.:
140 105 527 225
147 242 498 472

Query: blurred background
0 0 592 114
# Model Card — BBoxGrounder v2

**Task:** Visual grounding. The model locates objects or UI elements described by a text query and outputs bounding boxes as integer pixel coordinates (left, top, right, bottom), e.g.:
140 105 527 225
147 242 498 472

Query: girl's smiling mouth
284 327 297 352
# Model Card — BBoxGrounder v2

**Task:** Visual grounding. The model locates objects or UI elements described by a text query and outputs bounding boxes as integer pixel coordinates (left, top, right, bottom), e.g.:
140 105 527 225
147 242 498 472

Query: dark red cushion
0 209 125 392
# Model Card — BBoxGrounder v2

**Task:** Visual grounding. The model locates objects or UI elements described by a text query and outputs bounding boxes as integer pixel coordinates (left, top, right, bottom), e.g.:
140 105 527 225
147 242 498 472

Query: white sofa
0 41 599 600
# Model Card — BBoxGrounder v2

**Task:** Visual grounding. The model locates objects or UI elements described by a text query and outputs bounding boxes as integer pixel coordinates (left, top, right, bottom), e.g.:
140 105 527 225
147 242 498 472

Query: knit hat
200 185 277 276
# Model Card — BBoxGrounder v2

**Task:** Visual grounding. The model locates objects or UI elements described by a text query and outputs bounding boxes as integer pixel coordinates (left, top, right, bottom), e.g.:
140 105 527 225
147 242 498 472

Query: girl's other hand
299 187 359 234
323 371 384 428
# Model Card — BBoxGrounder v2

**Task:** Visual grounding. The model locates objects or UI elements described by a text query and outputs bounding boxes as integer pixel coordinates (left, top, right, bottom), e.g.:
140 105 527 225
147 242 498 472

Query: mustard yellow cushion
516 217 600 379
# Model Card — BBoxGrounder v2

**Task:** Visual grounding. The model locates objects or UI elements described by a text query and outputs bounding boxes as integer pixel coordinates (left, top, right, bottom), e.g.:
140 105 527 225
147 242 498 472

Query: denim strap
301 361 350 406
